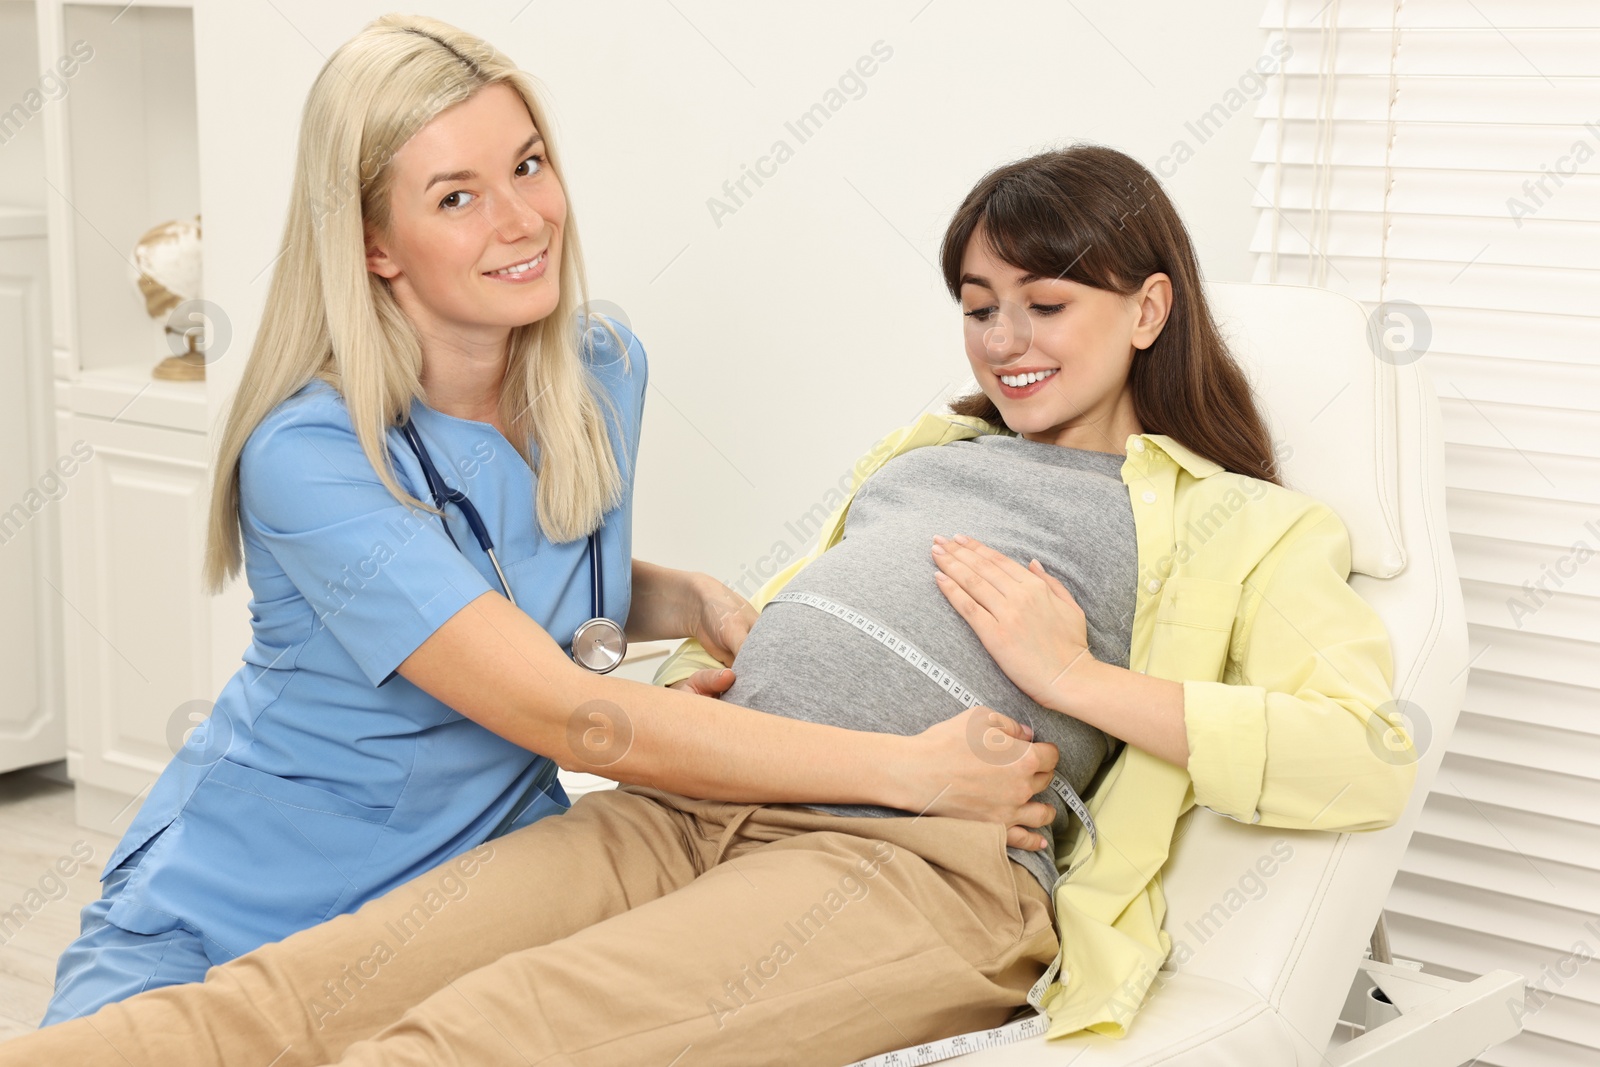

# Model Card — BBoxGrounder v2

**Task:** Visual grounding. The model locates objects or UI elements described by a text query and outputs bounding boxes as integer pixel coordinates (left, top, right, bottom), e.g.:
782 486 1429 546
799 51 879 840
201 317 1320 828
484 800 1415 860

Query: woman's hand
901 706 1060 850
931 534 1095 708
685 575 759 666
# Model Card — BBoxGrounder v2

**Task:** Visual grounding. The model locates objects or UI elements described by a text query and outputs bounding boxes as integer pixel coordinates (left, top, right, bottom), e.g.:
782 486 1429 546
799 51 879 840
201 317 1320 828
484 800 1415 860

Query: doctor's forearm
564 679 1055 837
402 591 909 807
624 558 698 642
402 593 1047 828
566 672 917 808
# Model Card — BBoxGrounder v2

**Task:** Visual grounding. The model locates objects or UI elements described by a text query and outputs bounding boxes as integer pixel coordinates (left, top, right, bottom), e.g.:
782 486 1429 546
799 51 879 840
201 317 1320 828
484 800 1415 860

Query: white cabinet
0 207 66 775
55 391 213 832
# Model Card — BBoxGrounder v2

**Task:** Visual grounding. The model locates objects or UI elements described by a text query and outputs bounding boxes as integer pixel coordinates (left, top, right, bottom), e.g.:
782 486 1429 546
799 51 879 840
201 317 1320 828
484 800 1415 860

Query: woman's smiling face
366 81 565 337
958 225 1170 452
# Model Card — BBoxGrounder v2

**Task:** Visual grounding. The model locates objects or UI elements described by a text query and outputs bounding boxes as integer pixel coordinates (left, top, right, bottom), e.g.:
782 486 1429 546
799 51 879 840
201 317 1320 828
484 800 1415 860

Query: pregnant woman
35 12 1055 1028
1 141 1418 1066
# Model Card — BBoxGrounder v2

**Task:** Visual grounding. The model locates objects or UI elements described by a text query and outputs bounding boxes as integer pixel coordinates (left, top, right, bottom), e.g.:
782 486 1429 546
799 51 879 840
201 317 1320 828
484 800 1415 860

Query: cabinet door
58 414 211 809
0 228 65 774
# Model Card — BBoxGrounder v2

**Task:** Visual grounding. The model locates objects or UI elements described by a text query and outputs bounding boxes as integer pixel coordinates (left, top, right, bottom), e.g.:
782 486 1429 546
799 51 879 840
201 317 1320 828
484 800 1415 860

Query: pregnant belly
721 593 1112 798
723 599 965 733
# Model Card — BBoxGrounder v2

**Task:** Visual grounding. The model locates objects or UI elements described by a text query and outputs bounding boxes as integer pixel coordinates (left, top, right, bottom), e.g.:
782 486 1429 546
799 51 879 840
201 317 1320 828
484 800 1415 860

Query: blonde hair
203 13 627 594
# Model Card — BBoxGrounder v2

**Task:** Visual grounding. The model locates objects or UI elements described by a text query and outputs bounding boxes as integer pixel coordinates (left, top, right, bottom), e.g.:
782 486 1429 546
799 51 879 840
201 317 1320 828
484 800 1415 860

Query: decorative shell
133 216 202 319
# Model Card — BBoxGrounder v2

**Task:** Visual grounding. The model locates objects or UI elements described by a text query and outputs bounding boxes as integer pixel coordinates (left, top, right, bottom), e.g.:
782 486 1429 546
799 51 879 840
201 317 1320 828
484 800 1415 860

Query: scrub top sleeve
625 320 648 404
238 394 495 687
586 316 647 478
622 323 647 458
589 315 647 437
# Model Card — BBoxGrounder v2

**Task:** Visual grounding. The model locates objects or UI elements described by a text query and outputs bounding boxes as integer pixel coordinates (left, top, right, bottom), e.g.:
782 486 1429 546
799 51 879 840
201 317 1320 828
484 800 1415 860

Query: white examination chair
866 282 1526 1066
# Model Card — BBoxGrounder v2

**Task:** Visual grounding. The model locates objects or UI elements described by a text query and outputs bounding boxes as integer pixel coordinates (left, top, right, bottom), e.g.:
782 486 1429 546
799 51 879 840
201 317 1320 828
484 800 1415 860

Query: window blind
1253 1 1600 1061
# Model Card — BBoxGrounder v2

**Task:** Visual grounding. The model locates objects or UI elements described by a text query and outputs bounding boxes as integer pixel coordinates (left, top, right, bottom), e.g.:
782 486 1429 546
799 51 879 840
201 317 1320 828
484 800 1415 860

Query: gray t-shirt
722 431 1137 895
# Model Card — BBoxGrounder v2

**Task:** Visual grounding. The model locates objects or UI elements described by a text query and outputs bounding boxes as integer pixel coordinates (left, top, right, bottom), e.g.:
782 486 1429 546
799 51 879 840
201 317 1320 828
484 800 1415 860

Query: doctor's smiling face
957 225 1171 454
365 81 564 341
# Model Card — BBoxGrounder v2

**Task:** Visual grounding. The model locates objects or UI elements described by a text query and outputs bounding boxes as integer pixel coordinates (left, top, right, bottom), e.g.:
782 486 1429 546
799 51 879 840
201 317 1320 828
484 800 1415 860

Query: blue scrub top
100 315 646 963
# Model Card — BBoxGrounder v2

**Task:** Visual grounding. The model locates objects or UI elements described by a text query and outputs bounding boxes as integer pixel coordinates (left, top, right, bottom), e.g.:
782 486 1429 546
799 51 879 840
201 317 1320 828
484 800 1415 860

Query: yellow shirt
652 412 1417 1039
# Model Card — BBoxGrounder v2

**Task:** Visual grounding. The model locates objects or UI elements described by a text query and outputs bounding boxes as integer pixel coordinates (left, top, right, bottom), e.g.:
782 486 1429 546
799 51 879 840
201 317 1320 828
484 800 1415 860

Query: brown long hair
939 144 1281 485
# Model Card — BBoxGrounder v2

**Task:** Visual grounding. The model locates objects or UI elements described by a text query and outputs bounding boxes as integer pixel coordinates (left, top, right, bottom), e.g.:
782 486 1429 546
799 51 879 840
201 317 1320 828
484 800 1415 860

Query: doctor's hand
931 534 1095 711
905 706 1060 851
685 575 759 667
667 667 737 698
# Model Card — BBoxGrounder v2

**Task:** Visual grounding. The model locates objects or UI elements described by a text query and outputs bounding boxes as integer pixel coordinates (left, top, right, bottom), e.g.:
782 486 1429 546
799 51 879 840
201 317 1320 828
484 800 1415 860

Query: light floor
0 763 119 1038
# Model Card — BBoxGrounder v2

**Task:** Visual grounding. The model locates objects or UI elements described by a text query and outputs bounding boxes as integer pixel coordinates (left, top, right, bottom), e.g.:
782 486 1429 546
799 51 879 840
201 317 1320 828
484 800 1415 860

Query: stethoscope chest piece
569 518 625 673
572 617 626 674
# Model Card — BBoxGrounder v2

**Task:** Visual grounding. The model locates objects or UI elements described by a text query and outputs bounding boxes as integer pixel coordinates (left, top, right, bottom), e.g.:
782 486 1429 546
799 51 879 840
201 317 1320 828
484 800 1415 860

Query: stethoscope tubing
396 415 614 627
397 418 524 609
395 415 623 672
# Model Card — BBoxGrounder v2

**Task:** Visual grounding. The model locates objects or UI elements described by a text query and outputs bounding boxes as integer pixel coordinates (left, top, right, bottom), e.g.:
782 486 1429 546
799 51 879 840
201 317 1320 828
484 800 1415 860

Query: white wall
0 0 45 209
193 0 1271 670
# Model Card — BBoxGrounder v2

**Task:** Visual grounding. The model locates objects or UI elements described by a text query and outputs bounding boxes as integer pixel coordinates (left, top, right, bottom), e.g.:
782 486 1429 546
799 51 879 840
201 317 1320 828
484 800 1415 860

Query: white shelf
65 361 207 432
56 1 200 381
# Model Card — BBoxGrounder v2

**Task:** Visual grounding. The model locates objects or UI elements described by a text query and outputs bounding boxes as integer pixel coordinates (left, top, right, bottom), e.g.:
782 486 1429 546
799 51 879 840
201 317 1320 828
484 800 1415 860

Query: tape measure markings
841 1010 1051 1066
767 589 1096 850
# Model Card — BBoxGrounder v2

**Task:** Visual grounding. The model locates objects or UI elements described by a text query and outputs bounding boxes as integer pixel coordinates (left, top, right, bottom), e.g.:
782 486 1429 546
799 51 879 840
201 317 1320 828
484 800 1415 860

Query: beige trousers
4 784 1058 1067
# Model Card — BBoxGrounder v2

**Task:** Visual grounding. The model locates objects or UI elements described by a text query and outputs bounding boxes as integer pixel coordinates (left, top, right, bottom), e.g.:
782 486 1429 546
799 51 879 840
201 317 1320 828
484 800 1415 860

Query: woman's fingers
946 535 1036 583
961 535 1037 581
933 548 1011 619
932 537 1013 597
933 560 1000 633
1029 559 1080 606
933 536 1058 621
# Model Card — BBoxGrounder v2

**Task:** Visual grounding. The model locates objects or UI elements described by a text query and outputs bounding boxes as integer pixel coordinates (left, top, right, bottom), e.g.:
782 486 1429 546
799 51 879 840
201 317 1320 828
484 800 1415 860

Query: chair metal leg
1368 912 1392 966
1328 957 1525 1067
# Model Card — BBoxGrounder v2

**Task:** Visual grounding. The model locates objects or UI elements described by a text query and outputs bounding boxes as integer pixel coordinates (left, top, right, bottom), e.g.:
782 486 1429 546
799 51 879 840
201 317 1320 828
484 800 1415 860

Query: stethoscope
397 417 627 674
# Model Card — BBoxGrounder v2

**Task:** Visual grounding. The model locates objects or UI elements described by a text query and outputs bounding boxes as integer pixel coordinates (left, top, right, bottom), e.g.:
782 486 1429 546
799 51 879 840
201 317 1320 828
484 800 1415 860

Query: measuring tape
767 589 1096 851
842 1009 1051 1066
